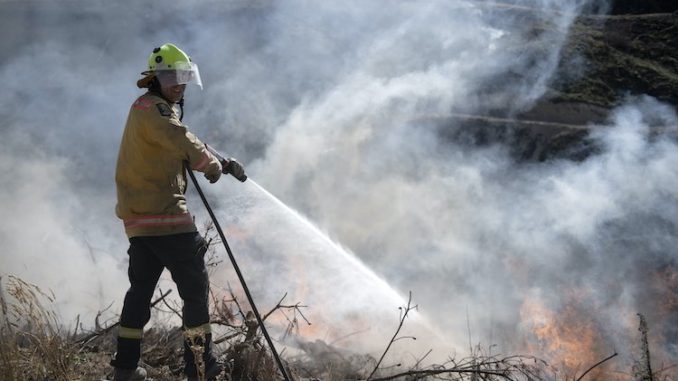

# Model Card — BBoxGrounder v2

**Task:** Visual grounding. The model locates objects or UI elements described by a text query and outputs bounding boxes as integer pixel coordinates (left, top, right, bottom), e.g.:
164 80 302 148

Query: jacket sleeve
142 103 221 174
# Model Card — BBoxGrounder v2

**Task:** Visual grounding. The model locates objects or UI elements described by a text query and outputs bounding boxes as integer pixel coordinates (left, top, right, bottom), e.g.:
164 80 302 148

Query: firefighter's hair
148 76 162 93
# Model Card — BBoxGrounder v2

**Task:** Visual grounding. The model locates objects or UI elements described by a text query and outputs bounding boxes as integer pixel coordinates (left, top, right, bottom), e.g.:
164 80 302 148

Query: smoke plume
0 0 675 374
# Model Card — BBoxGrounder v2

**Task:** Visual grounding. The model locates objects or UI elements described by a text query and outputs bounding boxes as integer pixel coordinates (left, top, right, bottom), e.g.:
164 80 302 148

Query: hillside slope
552 11 677 107
442 8 677 161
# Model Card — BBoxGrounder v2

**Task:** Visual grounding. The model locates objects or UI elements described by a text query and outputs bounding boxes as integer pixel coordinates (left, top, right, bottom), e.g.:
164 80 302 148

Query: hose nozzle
206 144 247 182
223 159 248 182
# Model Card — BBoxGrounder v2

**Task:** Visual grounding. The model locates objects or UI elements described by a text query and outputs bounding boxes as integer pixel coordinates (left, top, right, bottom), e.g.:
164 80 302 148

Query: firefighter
111 43 241 381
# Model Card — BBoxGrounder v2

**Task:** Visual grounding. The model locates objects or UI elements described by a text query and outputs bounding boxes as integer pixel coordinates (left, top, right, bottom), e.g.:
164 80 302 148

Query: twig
654 363 678 378
71 314 81 340
290 303 311 325
367 353 552 381
227 285 247 321
262 293 311 327
412 349 433 370
76 289 172 345
575 352 618 381
94 301 115 331
328 328 372 346
159 287 183 320
263 293 289 321
367 291 416 380
369 367 512 381
213 331 243 345
210 318 241 329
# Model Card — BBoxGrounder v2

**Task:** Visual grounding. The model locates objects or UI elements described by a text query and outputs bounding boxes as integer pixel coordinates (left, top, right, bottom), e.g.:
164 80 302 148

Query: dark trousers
111 232 216 374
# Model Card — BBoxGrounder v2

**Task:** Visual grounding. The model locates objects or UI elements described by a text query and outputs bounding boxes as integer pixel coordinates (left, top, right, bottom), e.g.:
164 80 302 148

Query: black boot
111 337 142 369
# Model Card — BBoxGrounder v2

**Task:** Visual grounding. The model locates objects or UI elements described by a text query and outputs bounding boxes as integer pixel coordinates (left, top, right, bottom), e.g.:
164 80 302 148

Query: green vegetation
552 13 678 107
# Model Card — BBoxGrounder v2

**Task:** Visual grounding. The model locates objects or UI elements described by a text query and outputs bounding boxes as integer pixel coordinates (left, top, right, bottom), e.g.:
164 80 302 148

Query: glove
225 158 246 181
204 161 222 183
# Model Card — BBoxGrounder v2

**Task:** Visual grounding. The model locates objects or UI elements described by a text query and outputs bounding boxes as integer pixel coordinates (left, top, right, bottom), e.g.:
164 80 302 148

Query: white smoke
0 0 675 372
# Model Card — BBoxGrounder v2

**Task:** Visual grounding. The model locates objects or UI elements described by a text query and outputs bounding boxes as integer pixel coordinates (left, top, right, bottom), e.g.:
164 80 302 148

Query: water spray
249 180 409 306
185 150 291 381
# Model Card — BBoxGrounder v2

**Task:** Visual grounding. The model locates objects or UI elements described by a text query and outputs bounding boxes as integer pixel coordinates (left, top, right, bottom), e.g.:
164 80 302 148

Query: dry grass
0 273 548 381
0 275 99 380
2 271 671 381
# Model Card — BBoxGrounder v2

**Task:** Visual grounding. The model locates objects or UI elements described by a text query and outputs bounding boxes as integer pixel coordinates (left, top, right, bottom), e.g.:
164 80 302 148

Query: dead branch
328 328 372 346
209 289 240 330
367 291 417 380
226 291 312 343
575 352 618 381
202 221 224 269
653 363 678 379
368 350 551 381
263 293 289 321
413 349 433 370
227 285 247 321
75 289 172 346
369 367 513 381
213 331 243 345
158 287 183 321
94 301 115 331
70 314 81 341
263 292 311 326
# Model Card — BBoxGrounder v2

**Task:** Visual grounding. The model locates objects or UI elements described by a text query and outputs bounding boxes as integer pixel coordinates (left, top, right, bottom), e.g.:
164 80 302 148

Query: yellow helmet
137 43 202 89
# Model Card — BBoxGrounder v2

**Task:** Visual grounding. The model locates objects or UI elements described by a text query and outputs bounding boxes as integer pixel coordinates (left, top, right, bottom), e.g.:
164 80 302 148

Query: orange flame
520 291 614 379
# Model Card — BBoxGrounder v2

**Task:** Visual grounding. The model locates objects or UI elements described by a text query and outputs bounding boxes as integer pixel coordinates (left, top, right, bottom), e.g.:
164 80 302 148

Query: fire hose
185 148 291 381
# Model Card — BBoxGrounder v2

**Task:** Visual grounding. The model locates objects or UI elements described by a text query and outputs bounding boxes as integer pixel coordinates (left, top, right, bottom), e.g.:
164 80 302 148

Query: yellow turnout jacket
115 92 220 238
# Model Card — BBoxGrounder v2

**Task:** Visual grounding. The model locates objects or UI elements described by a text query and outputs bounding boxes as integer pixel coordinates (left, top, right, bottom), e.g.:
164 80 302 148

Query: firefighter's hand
225 158 246 181
204 164 222 183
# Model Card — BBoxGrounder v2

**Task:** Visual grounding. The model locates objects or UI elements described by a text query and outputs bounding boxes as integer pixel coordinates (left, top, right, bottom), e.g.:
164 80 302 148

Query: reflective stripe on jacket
115 92 221 238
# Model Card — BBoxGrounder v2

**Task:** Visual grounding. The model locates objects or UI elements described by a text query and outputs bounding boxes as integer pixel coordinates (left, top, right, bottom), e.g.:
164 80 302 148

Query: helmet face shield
156 61 202 89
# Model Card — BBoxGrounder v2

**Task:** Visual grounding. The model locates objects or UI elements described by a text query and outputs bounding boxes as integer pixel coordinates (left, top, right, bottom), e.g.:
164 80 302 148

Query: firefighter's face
161 84 186 103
